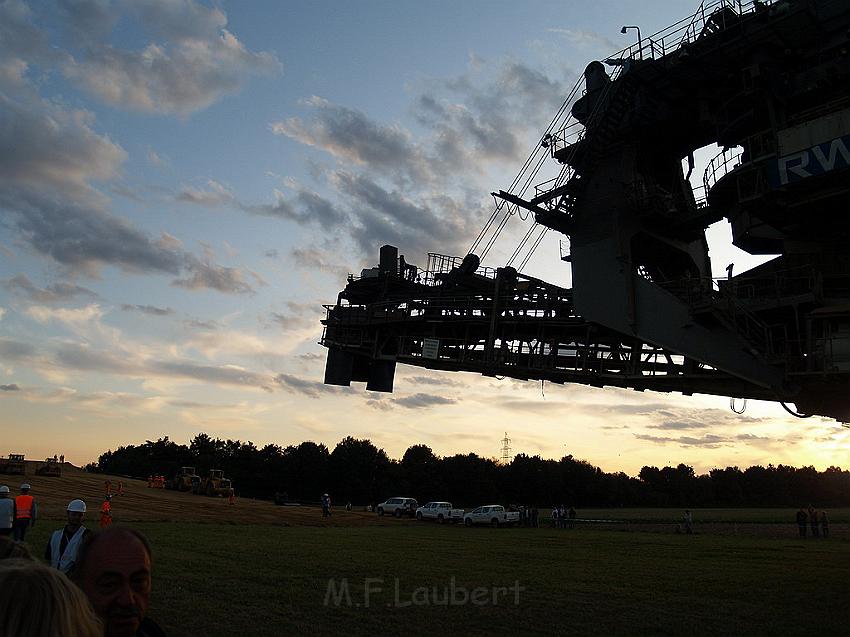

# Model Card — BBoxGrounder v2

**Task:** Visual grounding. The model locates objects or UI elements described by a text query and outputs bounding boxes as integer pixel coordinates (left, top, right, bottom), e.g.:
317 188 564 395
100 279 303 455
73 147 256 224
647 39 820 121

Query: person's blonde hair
0 558 102 637
0 536 34 560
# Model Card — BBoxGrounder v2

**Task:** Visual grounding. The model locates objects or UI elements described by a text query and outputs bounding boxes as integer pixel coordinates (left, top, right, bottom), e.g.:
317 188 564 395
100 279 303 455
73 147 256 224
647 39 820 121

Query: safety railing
703 146 744 193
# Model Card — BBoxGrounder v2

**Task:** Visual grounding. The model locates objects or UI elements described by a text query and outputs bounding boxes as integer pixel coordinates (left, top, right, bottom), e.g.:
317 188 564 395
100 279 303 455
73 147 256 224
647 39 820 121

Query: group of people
516 505 540 527
0 483 37 541
795 506 829 538
0 486 166 636
551 504 578 528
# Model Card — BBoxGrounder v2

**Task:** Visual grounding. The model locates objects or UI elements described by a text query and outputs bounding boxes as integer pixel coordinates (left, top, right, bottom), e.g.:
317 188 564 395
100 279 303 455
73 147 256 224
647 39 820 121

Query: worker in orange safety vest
99 495 113 528
14 483 37 542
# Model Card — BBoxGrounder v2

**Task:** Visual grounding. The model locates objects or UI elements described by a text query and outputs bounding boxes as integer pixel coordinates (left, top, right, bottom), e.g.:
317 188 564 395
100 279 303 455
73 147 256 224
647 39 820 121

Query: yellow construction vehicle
194 469 233 497
34 457 61 477
166 466 198 491
0 453 26 475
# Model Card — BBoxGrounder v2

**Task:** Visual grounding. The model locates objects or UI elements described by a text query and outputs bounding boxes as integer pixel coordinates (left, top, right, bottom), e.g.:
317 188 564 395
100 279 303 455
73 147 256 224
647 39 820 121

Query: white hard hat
20 483 31 490
0 485 9 494
67 499 86 513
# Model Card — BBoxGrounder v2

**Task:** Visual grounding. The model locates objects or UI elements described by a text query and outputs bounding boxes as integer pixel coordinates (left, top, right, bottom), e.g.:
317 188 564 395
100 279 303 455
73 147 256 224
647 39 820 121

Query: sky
1 0 847 473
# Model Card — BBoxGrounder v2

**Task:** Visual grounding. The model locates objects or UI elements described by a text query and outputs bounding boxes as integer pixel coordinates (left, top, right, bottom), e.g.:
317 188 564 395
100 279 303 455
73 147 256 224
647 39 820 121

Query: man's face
66 510 84 529
79 532 152 637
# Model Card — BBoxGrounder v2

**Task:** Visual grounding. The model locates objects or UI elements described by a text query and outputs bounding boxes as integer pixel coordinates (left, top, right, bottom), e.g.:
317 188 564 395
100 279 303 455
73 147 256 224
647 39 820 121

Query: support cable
518 226 549 271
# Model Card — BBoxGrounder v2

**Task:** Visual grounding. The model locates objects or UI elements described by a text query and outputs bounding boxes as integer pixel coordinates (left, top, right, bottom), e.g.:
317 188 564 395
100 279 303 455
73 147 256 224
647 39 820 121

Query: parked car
415 501 464 524
377 497 419 517
463 505 520 527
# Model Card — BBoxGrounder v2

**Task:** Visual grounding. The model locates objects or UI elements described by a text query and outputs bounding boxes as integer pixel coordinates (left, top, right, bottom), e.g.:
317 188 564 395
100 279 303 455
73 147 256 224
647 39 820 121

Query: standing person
13 483 36 541
820 510 829 538
683 509 693 535
100 495 113 528
532 506 539 528
558 505 566 529
104 479 112 496
74 527 166 637
809 506 819 538
45 499 91 575
228 489 235 505
321 493 331 517
0 486 14 538
60 454 64 464
796 508 808 538
551 505 558 528
569 506 577 530
118 481 124 496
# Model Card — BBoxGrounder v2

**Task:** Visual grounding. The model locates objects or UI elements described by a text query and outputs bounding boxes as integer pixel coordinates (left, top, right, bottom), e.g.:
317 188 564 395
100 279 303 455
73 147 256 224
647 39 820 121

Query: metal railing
704 146 744 193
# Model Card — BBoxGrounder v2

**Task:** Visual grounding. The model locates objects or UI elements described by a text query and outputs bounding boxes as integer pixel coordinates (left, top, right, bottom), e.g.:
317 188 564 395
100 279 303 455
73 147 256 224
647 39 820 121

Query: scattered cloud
3 274 99 303
184 318 218 330
61 0 282 116
547 28 619 53
393 393 456 409
0 383 21 391
274 372 347 398
120 304 175 316
271 96 430 184
172 259 257 295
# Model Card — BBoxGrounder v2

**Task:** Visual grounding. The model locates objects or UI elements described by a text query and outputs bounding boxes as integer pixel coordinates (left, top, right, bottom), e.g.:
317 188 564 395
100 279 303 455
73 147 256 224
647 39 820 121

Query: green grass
22 521 850 636
574 507 850 524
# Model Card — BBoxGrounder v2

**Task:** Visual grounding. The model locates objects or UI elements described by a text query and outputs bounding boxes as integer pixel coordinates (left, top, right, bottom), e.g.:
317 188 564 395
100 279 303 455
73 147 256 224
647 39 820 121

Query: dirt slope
1 462 400 527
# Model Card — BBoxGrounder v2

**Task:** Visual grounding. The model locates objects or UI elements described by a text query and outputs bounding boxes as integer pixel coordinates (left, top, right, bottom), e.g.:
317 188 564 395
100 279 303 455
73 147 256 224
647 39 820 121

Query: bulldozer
0 454 26 475
34 457 61 477
193 469 232 497
166 466 198 491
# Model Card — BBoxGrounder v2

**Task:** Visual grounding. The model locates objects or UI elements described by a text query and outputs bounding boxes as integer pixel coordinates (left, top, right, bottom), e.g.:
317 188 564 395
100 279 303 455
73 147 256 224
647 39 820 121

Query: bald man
74 527 165 637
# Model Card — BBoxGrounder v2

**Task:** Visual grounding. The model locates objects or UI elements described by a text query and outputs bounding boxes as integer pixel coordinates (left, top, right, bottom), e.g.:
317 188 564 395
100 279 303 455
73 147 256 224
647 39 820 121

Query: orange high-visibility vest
15 495 33 519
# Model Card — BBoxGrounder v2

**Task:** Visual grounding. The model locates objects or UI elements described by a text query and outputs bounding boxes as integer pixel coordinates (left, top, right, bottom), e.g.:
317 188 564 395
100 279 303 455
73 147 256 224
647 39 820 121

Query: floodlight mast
320 0 850 424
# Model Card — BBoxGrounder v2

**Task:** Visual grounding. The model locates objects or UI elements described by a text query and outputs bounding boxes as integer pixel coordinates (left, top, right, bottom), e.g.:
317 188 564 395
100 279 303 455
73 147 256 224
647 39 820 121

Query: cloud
243 188 347 229
547 28 619 53
290 246 350 279
402 375 462 387
3 274 99 303
274 372 347 398
147 148 169 168
150 360 273 391
270 301 321 332
271 96 430 183
61 0 281 116
0 383 21 391
176 180 234 206
634 433 733 449
393 393 456 409
172 259 256 295
334 170 481 259
31 340 276 391
0 338 36 361
185 318 218 330
120 304 175 316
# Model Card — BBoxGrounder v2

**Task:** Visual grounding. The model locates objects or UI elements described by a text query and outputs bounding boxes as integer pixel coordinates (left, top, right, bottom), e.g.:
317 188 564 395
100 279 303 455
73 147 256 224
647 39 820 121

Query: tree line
84 434 850 508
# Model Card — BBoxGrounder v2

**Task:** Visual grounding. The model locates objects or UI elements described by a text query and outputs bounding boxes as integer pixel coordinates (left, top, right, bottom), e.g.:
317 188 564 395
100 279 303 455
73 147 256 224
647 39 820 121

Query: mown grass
575 507 850 524
24 520 848 636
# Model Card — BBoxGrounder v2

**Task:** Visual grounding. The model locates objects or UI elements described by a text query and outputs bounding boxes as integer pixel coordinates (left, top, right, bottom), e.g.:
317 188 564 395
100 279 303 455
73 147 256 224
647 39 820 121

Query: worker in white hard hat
0 485 14 537
13 483 36 541
45 499 91 575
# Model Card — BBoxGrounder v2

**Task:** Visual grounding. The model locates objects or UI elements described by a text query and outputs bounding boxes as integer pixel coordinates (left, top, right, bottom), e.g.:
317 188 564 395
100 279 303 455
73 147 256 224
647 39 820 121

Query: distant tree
330 437 391 505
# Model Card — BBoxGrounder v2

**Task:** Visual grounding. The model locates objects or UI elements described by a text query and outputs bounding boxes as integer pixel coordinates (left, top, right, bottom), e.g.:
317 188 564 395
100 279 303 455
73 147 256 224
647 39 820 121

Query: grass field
22 521 850 636
11 466 850 635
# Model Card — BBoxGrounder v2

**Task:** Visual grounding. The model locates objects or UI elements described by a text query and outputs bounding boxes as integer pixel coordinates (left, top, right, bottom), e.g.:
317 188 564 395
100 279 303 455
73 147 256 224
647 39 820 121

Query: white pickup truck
463 505 520 528
415 501 464 524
